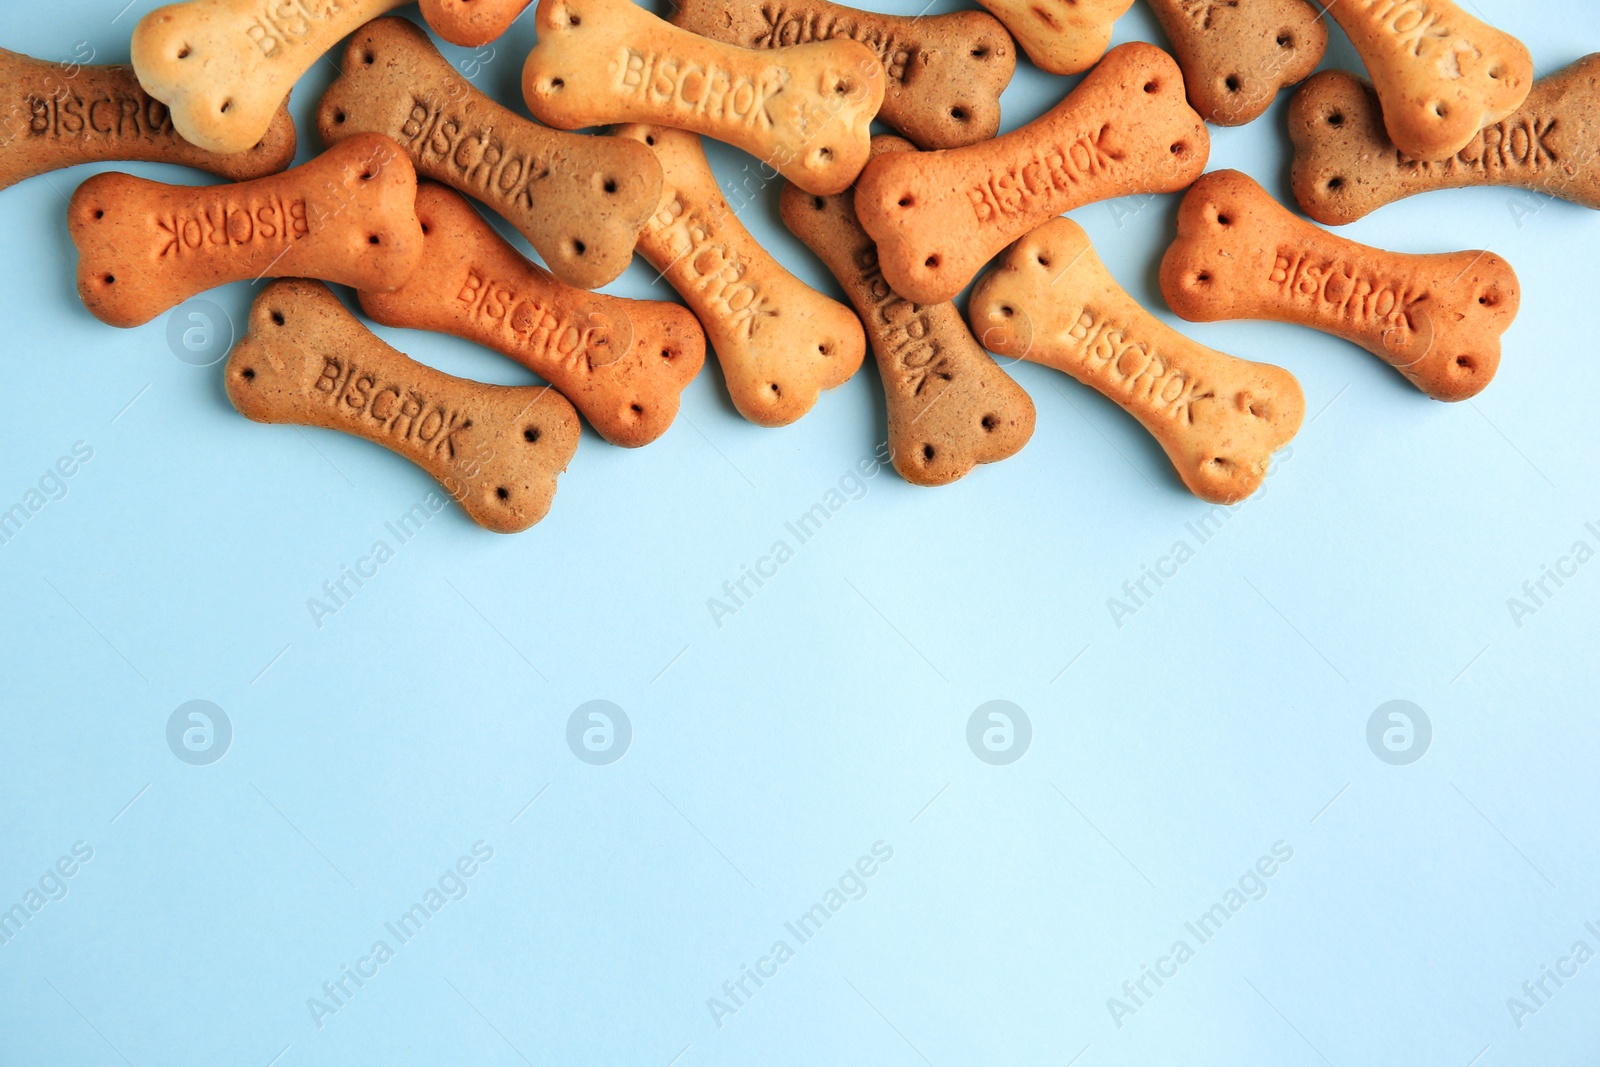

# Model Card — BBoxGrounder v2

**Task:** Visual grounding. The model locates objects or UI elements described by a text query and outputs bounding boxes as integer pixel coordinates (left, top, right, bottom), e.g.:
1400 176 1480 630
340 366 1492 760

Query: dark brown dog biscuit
317 16 662 291
1291 60 1600 225
1160 170 1518 401
780 135 1034 487
667 0 1015 149
0 48 296 192
420 0 535 47
853 43 1208 305
227 279 580 533
1145 0 1326 126
358 183 705 449
68 133 423 329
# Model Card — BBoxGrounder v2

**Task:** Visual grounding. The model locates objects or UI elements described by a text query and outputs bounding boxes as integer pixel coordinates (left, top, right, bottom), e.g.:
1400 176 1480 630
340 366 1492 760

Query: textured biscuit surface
131 0 408 154
419 0 535 47
781 135 1034 487
1321 0 1532 162
668 0 1014 149
618 125 864 427
521 0 884 196
69 133 423 328
1160 170 1517 401
0 49 296 191
227 279 580 533
318 17 662 291
1290 60 1600 225
971 215 1302 504
972 0 1132 76
1145 0 1326 126
359 183 705 448
853 43 1208 305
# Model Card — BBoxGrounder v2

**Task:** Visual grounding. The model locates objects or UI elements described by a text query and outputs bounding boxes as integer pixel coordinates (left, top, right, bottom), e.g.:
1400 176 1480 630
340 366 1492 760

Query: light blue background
3 1 1598 1064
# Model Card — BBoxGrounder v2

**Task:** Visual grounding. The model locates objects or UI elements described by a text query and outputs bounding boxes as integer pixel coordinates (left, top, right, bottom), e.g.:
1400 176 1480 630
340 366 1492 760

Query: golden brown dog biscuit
780 135 1034 486
616 125 864 427
1160 170 1517 401
971 0 1132 76
1145 0 1327 126
666 0 1014 149
854 42 1208 305
970 215 1302 504
226 279 580 533
420 0 535 47
358 183 704 448
1321 0 1532 162
68 133 422 329
0 48 296 191
1290 60 1600 225
318 17 661 291
521 0 885 196
131 0 409 155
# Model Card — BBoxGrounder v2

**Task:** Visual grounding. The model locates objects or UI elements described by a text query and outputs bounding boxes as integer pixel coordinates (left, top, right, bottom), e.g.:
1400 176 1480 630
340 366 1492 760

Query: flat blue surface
2 2 1599 1064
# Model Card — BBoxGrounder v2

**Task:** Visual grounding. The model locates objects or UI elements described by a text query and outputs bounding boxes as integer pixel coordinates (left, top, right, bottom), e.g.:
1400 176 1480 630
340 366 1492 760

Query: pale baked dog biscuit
1290 60 1600 225
781 135 1034 487
420 0 535 47
0 48 296 191
667 0 1015 149
131 0 409 155
521 0 885 196
69 133 423 329
853 42 1208 305
972 0 1132 76
1145 0 1327 126
970 215 1302 504
1321 0 1532 162
358 183 705 448
227 279 580 533
617 125 863 427
318 17 662 291
1160 169 1517 401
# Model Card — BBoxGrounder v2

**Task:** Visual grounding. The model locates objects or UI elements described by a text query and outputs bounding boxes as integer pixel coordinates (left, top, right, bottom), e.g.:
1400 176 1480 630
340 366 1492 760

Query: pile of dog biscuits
3 0 1588 531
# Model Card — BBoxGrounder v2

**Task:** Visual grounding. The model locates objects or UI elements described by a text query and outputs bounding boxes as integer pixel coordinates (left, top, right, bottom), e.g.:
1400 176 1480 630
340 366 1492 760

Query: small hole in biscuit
1479 294 1494 306
925 254 940 268
103 274 115 284
496 487 509 500
334 109 346 124
1144 81 1158 94
645 134 655 145
571 239 586 256
769 383 781 395
950 106 968 121
242 368 255 380
1327 177 1345 191
362 50 374 64
569 13 580 25
1036 254 1051 267
816 147 833 161
1195 272 1211 284
524 427 541 443
1216 213 1231 226
1277 32 1293 48
549 77 565 91
1489 65 1504 80
1432 101 1448 118
603 178 617 194
93 209 104 219
220 99 232 114
999 305 1014 317
420 222 430 235
661 348 672 360
1170 142 1186 155
368 234 380 244
1225 75 1241 93
922 444 936 461
271 310 285 325
177 45 190 59
972 45 989 58
818 342 831 355
630 403 643 415
981 414 998 431
898 195 914 207
1211 457 1231 469
1328 112 1344 127
811 196 825 210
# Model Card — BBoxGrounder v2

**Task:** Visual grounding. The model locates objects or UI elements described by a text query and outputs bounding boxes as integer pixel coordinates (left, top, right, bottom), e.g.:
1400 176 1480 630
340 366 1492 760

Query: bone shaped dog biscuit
227 279 580 533
69 133 423 329
1144 0 1327 127
521 0 884 197
781 135 1034 487
668 0 1015 149
854 43 1208 305
358 183 704 448
970 216 1302 504
0 49 296 192
131 0 409 155
617 125 864 427
1321 0 1532 162
1290 60 1600 225
420 0 535 47
971 0 1132 76
1160 170 1518 402
318 17 662 291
